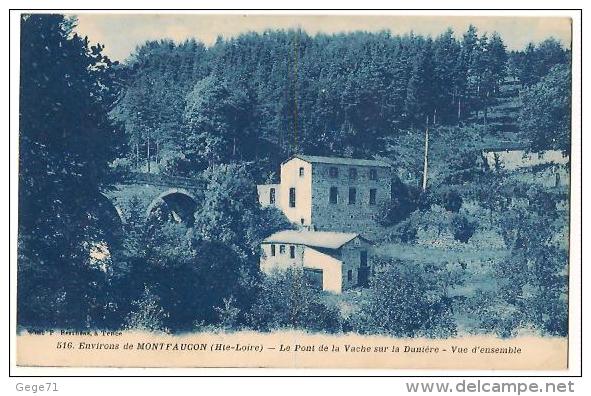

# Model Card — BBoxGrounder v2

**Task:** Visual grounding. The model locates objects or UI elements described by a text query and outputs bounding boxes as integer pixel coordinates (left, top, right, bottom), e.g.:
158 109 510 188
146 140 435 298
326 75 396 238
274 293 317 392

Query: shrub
390 218 418 243
465 291 523 338
416 190 433 212
214 296 241 331
526 185 557 216
153 239 243 331
110 157 133 175
442 189 463 213
158 150 191 176
378 177 420 226
451 214 476 243
247 268 341 333
124 286 169 332
130 219 247 332
444 150 488 184
351 259 457 338
495 209 568 336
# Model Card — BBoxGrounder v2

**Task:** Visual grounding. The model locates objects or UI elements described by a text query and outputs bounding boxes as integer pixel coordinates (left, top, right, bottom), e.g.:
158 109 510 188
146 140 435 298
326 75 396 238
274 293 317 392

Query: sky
72 13 572 62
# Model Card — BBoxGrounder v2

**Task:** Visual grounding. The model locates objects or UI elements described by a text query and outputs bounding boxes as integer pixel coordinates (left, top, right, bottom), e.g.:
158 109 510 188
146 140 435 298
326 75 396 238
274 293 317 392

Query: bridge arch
82 192 127 265
146 188 199 225
98 192 125 226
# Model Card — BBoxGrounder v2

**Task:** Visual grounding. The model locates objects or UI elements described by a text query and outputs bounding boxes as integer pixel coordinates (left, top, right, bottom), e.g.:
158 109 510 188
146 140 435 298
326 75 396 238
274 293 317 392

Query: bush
495 208 568 336
443 150 488 184
465 291 523 338
451 214 477 243
350 259 457 338
110 157 133 175
158 150 191 176
390 218 418 243
214 296 241 331
526 185 557 216
124 286 169 332
377 178 426 226
116 163 291 333
125 215 248 332
153 239 244 331
247 268 341 333
442 190 463 213
416 190 433 212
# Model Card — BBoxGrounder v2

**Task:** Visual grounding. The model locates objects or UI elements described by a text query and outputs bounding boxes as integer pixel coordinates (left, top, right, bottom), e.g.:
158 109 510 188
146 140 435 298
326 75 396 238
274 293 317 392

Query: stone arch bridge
100 172 206 228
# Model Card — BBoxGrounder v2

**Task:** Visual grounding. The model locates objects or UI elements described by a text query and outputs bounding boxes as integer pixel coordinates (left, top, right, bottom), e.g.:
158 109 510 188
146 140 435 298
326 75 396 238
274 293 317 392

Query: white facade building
260 230 372 294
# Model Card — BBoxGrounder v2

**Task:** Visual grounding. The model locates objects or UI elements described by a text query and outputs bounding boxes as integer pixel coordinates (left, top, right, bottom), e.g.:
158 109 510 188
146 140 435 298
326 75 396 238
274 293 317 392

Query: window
360 250 368 266
348 187 356 204
369 168 378 180
299 167 304 177
270 244 276 256
329 167 339 178
279 245 286 254
347 269 353 282
349 167 357 179
329 187 338 204
269 188 276 204
289 187 296 208
369 188 377 205
359 251 369 287
290 245 295 258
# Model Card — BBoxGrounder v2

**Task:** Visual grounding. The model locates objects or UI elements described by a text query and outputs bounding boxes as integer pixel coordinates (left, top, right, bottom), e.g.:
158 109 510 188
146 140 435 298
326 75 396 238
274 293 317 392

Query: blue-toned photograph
17 13 571 345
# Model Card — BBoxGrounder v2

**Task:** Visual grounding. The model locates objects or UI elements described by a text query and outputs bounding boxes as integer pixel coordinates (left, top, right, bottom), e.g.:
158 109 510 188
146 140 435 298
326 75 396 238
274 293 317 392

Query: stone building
260 230 372 293
257 154 392 233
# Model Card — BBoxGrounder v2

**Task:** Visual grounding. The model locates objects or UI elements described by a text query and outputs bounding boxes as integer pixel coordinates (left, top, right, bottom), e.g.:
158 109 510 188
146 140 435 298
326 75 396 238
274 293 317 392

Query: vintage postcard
11 11 580 371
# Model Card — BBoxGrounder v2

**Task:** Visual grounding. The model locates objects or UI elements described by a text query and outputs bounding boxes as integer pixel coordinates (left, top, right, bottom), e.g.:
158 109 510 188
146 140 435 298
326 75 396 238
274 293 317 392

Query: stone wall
339 237 372 289
310 162 392 235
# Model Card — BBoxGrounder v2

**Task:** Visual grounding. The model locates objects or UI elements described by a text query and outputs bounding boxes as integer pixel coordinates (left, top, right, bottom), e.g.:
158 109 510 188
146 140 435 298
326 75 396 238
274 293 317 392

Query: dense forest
110 24 571 181
18 14 571 337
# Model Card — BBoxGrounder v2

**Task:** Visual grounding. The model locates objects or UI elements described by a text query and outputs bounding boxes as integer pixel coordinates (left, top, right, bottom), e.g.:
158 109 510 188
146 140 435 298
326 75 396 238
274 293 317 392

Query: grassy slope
367 78 537 333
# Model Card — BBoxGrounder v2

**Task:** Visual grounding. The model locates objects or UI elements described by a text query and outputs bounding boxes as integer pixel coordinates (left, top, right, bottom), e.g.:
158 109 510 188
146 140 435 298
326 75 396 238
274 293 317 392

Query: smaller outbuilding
260 230 372 294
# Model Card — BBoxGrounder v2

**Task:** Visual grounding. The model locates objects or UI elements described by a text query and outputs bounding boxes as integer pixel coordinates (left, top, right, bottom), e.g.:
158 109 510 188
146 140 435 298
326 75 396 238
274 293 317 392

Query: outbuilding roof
262 230 364 250
285 154 390 168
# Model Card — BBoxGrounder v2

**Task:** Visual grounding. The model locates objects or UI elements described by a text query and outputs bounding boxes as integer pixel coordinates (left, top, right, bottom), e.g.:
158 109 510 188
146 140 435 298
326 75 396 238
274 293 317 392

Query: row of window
270 244 296 258
330 187 377 205
270 187 377 206
267 187 296 207
298 166 378 180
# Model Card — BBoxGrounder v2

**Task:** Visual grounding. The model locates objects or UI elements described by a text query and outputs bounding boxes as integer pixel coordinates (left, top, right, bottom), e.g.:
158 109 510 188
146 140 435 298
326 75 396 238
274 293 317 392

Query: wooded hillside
110 27 571 181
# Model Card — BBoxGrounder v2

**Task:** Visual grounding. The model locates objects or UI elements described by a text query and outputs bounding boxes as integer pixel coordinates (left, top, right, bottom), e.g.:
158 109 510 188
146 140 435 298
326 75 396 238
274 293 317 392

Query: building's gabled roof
262 230 366 250
285 154 391 168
